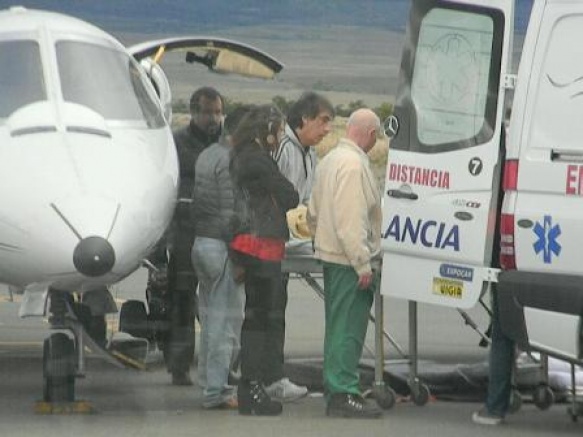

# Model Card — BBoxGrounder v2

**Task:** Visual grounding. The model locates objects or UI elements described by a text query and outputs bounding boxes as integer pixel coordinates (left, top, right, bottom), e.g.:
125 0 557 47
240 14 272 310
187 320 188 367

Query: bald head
345 108 382 153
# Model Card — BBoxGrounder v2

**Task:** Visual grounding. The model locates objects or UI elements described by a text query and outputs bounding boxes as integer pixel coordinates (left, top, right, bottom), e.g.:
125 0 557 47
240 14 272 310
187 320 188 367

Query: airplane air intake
73 236 116 277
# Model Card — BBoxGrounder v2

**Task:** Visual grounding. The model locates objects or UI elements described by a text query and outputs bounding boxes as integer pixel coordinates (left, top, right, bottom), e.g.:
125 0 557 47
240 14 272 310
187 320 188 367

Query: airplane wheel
43 333 76 402
508 389 522 414
374 385 396 410
411 382 430 406
533 384 554 410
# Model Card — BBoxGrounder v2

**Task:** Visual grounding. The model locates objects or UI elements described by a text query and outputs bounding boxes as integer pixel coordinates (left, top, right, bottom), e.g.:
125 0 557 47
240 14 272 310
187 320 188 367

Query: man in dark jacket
191 106 250 408
150 86 224 386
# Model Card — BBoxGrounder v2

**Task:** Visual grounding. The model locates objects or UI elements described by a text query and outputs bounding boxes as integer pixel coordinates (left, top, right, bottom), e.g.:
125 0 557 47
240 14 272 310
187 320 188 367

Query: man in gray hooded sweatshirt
266 92 334 401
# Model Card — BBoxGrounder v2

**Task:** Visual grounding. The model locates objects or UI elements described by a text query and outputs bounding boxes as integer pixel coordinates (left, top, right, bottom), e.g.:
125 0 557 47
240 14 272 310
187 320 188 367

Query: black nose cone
73 236 115 277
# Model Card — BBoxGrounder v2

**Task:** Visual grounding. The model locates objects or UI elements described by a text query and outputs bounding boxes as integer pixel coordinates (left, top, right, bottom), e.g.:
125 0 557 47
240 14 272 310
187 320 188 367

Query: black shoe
171 372 193 386
238 380 283 416
326 393 382 419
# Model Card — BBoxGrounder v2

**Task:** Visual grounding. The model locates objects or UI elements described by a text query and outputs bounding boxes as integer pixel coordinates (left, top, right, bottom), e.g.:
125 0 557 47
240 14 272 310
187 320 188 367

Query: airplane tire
43 333 75 403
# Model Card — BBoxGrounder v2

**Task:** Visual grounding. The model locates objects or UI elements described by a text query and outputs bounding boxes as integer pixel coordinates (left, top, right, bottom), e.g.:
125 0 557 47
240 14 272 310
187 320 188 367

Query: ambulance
381 0 583 367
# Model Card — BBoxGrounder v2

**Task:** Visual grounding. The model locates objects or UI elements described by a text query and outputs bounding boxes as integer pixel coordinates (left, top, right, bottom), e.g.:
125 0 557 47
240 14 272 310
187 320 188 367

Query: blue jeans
485 283 515 417
191 237 244 407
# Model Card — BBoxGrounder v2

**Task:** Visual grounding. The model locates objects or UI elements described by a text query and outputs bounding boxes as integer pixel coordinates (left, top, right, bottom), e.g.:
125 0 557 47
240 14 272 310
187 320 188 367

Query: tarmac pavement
0 269 580 436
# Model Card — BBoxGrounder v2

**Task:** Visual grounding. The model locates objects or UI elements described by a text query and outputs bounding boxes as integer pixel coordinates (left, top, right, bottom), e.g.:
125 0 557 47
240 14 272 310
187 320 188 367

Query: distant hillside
3 0 534 107
3 0 533 35
5 0 410 34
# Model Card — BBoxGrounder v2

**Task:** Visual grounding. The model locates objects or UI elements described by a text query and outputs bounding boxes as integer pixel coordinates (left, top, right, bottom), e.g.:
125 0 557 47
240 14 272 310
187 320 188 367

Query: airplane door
380 0 513 309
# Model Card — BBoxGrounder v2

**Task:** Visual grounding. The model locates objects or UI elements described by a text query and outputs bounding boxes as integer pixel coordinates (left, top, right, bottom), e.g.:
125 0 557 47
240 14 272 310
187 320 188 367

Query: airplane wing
128 36 284 79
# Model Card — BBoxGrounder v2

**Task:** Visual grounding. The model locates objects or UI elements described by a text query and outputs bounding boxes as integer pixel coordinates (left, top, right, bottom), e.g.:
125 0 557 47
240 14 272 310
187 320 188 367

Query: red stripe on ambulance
566 164 583 195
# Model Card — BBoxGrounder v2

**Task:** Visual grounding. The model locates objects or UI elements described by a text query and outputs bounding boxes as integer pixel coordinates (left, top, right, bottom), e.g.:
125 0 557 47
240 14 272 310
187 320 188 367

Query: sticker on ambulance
533 215 561 264
452 199 481 208
432 277 463 299
468 157 483 176
439 263 474 282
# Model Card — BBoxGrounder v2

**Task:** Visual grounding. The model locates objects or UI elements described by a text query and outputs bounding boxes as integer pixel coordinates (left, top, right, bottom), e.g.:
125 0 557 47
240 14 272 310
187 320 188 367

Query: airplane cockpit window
0 40 46 118
56 40 165 129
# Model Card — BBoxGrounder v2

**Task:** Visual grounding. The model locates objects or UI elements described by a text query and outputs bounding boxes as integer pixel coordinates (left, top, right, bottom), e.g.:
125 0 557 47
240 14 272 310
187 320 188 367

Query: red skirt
230 234 285 261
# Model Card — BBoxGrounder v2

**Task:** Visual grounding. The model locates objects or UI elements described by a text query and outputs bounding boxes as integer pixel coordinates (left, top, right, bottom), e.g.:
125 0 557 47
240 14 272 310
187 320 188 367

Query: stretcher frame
282 249 495 408
283 250 583 418
282 251 399 408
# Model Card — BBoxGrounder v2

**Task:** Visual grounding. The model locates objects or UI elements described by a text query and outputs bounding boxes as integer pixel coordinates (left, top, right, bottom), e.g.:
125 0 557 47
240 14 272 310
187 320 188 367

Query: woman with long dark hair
229 105 299 416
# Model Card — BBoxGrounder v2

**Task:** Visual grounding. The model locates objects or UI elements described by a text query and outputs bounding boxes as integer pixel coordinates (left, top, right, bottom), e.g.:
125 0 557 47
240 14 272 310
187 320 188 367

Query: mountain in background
3 0 533 35
0 1 535 106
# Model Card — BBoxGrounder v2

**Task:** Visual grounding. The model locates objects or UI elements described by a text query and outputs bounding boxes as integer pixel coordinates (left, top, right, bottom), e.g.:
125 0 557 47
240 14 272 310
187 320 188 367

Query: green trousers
323 261 376 399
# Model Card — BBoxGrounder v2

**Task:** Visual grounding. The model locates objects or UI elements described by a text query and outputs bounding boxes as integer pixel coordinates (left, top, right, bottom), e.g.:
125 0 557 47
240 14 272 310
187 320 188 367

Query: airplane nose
73 236 116 277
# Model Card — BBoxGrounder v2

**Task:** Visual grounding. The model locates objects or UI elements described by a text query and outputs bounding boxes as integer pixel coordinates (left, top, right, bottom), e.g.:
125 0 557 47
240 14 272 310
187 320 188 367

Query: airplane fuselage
0 7 178 293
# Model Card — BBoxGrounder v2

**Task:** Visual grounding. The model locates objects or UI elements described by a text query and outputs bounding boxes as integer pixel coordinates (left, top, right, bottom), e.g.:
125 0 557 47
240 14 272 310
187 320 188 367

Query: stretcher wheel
410 382 430 406
508 389 522 414
374 386 396 410
533 384 554 410
567 402 582 422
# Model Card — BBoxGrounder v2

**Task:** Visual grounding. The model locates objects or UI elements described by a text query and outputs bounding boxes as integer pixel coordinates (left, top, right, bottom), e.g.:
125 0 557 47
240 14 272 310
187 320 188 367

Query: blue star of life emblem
533 215 561 264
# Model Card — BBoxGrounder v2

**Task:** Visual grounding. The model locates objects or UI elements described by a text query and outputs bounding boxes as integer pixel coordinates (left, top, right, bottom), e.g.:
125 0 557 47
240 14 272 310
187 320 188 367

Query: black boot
238 380 283 416
326 393 382 419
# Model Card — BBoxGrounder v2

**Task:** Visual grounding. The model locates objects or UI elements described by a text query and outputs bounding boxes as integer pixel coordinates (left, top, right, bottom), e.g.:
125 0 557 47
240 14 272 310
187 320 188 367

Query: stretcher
282 241 398 409
282 235 582 415
282 240 499 408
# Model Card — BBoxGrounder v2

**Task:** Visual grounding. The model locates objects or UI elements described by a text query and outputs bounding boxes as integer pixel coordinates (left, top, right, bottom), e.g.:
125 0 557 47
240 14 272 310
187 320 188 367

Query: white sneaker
472 408 503 425
264 377 308 402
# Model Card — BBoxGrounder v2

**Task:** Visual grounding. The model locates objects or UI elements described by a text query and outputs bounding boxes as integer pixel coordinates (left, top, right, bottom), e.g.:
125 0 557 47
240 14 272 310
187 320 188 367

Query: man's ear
266 134 276 146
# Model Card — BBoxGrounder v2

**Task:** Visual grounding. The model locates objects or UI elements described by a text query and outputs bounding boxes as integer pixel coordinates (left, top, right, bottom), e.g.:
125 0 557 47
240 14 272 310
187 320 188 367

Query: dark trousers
485 283 515 416
164 229 197 374
260 273 287 384
240 264 284 383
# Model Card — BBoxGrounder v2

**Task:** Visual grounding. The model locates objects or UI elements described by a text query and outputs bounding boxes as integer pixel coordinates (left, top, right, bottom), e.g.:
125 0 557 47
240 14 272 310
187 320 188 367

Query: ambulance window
391 4 503 153
531 15 583 154
0 40 46 118
56 41 165 128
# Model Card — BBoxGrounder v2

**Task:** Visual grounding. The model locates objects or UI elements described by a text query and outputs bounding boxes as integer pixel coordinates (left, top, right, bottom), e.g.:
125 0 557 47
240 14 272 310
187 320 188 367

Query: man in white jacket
308 108 384 418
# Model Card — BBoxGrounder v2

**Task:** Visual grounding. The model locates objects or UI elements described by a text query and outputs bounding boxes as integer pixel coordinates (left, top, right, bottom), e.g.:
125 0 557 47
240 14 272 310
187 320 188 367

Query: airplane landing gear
42 290 77 404
36 289 124 413
42 332 75 403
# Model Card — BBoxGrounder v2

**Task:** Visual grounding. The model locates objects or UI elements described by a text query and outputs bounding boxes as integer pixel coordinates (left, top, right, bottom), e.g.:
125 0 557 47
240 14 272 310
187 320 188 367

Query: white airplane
0 5 282 407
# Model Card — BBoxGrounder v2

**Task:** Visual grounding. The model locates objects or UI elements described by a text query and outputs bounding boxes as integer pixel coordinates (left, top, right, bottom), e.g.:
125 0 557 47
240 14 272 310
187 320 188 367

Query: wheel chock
34 400 95 414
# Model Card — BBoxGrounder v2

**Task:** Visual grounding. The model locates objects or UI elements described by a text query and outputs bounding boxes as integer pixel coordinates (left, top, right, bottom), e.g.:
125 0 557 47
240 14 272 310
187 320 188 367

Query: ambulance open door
380 0 513 309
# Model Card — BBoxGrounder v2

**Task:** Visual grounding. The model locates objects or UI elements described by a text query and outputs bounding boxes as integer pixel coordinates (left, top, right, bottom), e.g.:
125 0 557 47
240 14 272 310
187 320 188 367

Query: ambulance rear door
499 0 583 361
380 0 512 309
